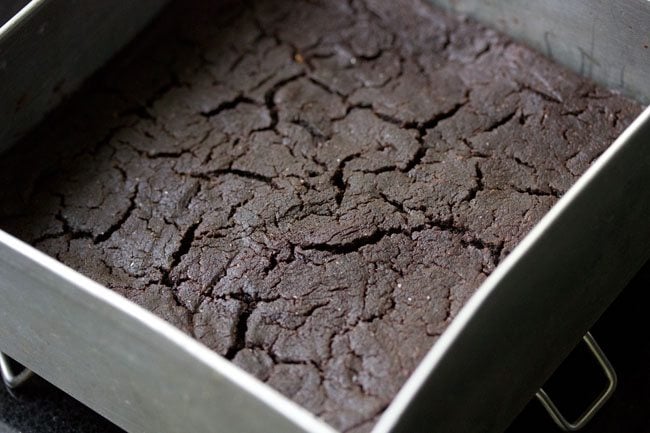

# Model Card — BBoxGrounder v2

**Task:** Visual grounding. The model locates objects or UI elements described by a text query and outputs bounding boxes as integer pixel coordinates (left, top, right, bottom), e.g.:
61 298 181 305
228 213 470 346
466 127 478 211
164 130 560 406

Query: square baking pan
0 1 649 433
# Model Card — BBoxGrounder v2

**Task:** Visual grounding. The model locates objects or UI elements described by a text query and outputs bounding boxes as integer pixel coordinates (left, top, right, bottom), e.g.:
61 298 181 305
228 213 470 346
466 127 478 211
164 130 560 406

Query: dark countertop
0 376 122 433
0 1 29 27
1 261 648 433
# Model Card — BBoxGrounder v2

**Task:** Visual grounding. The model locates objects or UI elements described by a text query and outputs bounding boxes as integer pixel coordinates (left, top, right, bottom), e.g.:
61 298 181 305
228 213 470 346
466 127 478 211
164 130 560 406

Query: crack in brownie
0 0 642 431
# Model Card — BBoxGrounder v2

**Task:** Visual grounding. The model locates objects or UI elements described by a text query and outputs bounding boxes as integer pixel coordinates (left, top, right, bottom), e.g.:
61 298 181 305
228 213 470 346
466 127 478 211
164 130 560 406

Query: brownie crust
0 0 642 431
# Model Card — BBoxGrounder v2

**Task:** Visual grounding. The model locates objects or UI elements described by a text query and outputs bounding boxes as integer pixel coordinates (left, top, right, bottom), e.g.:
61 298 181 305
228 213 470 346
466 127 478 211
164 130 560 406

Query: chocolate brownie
0 0 642 431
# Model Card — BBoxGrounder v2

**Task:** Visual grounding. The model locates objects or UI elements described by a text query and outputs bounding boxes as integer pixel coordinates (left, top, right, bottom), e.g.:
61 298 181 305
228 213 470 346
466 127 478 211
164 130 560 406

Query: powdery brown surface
0 0 642 431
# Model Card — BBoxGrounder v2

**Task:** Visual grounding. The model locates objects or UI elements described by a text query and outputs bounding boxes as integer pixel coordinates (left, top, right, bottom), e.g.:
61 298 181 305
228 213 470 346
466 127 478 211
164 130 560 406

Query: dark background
0 262 648 433
0 1 30 27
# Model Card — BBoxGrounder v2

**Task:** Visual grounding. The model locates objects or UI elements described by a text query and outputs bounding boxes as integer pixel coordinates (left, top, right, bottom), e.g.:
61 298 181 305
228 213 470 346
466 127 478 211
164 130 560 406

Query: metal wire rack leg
536 332 617 431
0 352 33 390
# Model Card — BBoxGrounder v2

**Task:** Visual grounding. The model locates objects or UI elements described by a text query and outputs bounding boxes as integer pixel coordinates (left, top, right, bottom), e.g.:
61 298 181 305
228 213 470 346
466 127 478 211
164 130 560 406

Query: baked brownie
0 0 642 431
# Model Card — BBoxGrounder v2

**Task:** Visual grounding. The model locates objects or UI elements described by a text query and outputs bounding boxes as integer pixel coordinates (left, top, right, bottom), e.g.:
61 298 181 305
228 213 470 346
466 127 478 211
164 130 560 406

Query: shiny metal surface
426 0 650 105
0 353 33 390
535 333 617 431
376 107 650 433
0 0 170 153
0 230 336 433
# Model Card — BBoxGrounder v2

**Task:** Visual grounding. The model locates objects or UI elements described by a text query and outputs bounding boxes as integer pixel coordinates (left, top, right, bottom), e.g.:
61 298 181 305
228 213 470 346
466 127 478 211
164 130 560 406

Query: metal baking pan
0 0 169 153
0 1 649 432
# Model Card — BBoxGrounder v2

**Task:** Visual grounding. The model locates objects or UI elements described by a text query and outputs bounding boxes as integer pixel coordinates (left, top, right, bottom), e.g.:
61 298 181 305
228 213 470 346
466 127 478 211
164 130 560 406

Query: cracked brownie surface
0 0 642 431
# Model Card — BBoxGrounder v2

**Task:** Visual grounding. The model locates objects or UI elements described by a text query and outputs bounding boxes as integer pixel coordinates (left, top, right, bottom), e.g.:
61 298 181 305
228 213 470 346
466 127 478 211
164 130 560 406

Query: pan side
375 107 650 432
426 0 650 105
0 230 337 433
0 0 170 153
